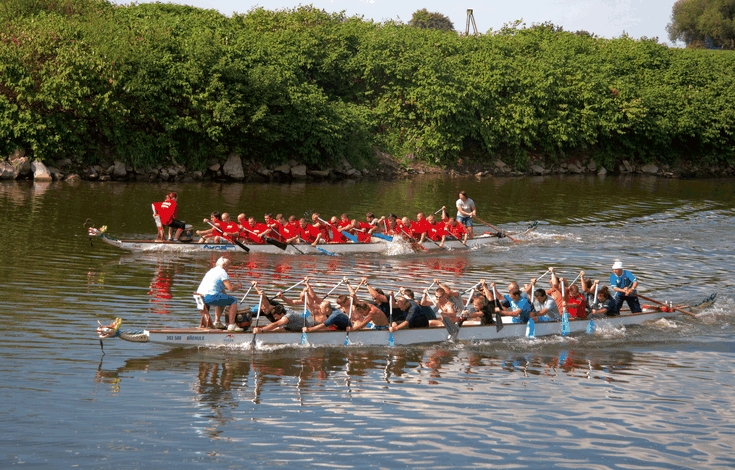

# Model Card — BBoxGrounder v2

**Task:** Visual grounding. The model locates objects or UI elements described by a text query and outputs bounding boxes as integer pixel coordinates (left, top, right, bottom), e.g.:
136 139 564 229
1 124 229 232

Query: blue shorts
457 215 473 227
203 293 236 307
366 322 389 330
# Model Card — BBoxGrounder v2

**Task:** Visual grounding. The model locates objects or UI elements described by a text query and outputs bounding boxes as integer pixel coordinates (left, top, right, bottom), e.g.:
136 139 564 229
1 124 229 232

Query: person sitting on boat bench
389 295 429 332
303 295 351 332
531 289 561 322
195 212 223 243
346 279 390 330
462 290 496 325
610 261 642 313
196 257 243 331
252 304 314 334
362 278 394 320
494 283 532 323
589 286 618 318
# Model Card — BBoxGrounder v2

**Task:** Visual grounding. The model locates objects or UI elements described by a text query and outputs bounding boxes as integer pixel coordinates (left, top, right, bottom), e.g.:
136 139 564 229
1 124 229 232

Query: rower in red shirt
413 212 431 237
383 213 402 235
196 211 224 243
281 215 300 242
324 216 348 243
423 214 447 247
400 217 420 240
239 215 270 244
445 217 469 245
214 213 240 243
286 218 322 246
564 283 587 319
310 213 330 241
264 213 284 242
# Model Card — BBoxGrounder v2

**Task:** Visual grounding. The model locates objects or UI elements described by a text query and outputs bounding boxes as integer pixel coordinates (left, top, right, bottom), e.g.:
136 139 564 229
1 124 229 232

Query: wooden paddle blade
265 237 288 251
495 313 504 332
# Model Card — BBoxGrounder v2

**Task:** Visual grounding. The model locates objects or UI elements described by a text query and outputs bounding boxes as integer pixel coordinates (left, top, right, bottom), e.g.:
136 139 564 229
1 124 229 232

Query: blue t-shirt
504 294 532 323
610 270 637 297
324 308 350 331
404 300 429 328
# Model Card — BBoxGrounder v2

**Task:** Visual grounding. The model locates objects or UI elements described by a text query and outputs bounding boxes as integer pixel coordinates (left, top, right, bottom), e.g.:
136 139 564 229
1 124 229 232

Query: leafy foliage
667 0 735 49
408 9 455 32
0 1 734 170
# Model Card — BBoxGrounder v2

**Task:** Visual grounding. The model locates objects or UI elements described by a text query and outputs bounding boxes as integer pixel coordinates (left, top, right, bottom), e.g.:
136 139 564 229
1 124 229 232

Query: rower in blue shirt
493 283 532 323
610 260 642 313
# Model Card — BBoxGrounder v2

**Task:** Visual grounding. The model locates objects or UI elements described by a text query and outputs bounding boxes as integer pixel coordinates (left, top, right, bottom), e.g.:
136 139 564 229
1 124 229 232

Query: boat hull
132 309 678 348
93 232 502 254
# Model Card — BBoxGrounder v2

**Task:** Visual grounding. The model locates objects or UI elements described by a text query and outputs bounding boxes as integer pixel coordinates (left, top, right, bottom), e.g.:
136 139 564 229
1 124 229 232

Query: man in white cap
196 257 244 331
610 260 641 314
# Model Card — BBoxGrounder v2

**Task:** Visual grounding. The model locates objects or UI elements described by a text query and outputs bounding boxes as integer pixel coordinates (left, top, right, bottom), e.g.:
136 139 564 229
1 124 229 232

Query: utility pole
465 9 478 36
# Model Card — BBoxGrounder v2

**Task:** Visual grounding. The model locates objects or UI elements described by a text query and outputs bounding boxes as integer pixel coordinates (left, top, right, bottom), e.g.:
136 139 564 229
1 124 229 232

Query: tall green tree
667 0 735 49
408 9 454 31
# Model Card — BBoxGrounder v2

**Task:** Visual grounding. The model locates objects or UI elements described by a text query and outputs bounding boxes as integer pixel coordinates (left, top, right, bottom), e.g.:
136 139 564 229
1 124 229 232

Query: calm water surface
1 175 734 468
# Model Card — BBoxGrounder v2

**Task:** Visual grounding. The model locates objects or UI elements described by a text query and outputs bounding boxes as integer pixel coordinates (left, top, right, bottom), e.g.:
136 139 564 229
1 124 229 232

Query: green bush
1 1 734 170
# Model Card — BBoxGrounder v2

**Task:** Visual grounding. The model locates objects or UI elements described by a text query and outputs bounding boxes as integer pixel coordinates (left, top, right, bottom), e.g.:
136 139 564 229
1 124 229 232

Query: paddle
319 217 358 243
250 294 264 347
388 293 395 347
204 220 250 253
371 233 393 242
400 228 427 252
240 226 288 250
300 292 309 345
561 281 570 336
299 236 337 256
445 231 469 248
586 283 599 334
449 288 474 341
239 283 254 304
344 297 354 346
474 216 518 242
636 294 697 317
491 285 504 332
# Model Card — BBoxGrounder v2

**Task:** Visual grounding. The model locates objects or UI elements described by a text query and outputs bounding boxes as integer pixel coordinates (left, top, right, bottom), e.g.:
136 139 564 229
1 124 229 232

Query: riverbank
2 148 733 184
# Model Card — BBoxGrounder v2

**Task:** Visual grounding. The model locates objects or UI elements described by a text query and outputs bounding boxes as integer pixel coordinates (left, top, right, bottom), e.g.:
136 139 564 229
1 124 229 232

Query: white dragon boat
86 225 533 255
96 293 716 349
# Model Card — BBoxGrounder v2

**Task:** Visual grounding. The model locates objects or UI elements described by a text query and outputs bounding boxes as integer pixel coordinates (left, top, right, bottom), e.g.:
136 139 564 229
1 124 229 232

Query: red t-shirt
446 222 467 240
413 219 431 235
425 222 446 242
219 221 239 240
356 221 373 243
329 225 349 243
299 224 321 243
158 200 177 225
566 293 587 319
266 221 284 242
246 222 270 244
281 222 300 241
401 223 420 240
312 222 329 240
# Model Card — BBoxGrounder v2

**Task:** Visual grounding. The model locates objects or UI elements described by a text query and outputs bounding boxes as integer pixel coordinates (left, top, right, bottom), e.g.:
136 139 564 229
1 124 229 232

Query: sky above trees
124 0 680 44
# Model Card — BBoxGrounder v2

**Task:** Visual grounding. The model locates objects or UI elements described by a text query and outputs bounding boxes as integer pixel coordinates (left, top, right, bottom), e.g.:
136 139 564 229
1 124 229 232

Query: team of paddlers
196 257 642 333
152 191 482 247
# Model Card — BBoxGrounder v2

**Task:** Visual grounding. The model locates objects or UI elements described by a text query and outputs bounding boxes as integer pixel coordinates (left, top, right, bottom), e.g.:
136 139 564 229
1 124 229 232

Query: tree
667 0 735 49
408 9 454 31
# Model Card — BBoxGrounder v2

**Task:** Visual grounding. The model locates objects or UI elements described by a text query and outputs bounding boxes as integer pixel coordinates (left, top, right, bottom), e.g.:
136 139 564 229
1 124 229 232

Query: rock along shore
1 148 733 184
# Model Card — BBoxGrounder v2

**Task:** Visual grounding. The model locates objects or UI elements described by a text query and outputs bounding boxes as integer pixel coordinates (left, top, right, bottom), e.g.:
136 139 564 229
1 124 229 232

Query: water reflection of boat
97 293 716 348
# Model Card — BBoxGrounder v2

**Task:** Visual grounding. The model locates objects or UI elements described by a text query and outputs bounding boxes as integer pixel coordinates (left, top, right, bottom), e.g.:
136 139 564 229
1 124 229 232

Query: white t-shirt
456 198 475 218
196 266 229 296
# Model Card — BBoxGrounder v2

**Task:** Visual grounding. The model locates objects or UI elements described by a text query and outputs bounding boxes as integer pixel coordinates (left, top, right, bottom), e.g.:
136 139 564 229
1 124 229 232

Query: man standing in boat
456 190 476 238
196 257 244 331
610 261 642 313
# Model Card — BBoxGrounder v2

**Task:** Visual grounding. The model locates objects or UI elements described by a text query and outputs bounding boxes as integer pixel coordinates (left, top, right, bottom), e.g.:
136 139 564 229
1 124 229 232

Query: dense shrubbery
1 1 734 170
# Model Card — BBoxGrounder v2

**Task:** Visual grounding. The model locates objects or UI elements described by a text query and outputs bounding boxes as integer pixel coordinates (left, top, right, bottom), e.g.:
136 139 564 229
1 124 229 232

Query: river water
1 175 734 468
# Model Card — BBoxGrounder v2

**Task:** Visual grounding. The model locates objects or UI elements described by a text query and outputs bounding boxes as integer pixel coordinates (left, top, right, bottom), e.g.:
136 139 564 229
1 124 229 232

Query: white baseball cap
612 261 623 270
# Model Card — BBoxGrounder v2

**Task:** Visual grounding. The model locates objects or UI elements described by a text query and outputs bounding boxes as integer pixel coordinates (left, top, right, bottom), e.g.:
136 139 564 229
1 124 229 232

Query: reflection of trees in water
93 346 638 433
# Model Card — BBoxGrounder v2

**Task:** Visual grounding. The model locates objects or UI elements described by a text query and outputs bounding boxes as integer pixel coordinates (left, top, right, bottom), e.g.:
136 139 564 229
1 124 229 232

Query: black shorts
167 219 186 230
